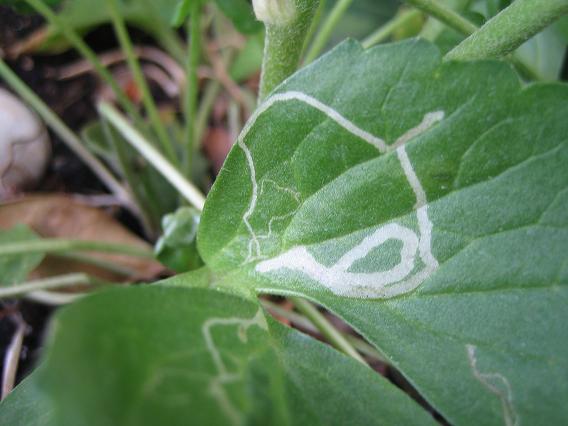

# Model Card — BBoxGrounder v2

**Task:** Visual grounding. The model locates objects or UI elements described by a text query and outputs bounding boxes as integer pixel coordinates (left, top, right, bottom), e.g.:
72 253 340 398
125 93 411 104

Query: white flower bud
252 0 296 26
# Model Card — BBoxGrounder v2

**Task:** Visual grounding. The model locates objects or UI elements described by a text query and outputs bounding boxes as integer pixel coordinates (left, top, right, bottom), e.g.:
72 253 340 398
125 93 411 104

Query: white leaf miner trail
467 344 518 426
202 309 268 426
238 90 444 298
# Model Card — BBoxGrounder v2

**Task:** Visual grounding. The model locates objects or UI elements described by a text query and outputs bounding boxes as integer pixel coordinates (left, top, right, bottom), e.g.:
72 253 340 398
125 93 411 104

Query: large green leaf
199 39 568 425
0 224 44 286
0 285 435 426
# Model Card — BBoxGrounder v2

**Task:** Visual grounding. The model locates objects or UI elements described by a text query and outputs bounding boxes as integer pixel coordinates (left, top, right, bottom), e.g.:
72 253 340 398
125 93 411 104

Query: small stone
0 88 50 198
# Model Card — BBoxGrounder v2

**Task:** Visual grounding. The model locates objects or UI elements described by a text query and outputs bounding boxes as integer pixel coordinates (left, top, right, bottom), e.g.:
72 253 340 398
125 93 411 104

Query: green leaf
0 225 44 286
0 375 51 426
155 207 203 272
199 39 568 424
214 0 262 34
2 286 435 425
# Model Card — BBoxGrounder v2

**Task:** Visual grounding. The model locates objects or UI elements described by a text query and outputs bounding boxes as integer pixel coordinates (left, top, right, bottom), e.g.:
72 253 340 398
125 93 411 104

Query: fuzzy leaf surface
0 286 435 426
199 39 568 425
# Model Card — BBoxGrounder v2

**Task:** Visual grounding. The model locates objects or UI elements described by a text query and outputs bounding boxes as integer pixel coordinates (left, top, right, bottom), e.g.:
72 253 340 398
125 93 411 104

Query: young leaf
155 207 203 272
1 286 436 425
199 39 568 425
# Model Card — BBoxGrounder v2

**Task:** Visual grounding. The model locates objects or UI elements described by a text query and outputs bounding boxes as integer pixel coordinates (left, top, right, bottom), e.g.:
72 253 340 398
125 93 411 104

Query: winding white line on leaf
238 90 444 298
466 344 518 426
202 309 268 426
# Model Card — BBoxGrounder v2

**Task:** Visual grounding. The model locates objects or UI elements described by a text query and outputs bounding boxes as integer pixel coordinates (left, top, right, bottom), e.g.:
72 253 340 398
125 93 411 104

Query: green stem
403 0 477 35
304 0 353 64
302 0 327 55
25 0 143 125
290 296 367 365
0 239 153 259
184 2 203 176
0 273 99 299
106 0 177 164
363 8 422 48
401 0 540 79
0 58 131 206
262 300 387 362
418 0 469 41
194 79 221 150
99 102 206 210
101 116 158 235
446 0 568 60
56 252 137 277
257 0 320 101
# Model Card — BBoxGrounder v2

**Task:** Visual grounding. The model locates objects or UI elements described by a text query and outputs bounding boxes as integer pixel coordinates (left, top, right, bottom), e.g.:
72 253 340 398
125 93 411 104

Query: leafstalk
99 102 206 211
403 0 477 35
106 0 177 164
401 0 540 79
290 296 367 365
255 0 320 101
446 0 568 60
304 0 353 64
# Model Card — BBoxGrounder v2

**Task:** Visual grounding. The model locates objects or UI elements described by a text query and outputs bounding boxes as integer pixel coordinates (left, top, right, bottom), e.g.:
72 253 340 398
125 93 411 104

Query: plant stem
262 300 387 362
304 0 353 64
106 0 177 164
101 116 157 235
290 296 367 365
446 0 568 61
0 273 99 300
194 79 222 147
56 252 136 277
257 0 320 101
0 239 153 259
302 0 327 55
401 0 540 79
184 2 203 176
25 0 143 125
363 8 422 48
403 0 477 35
99 102 206 210
0 58 132 207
